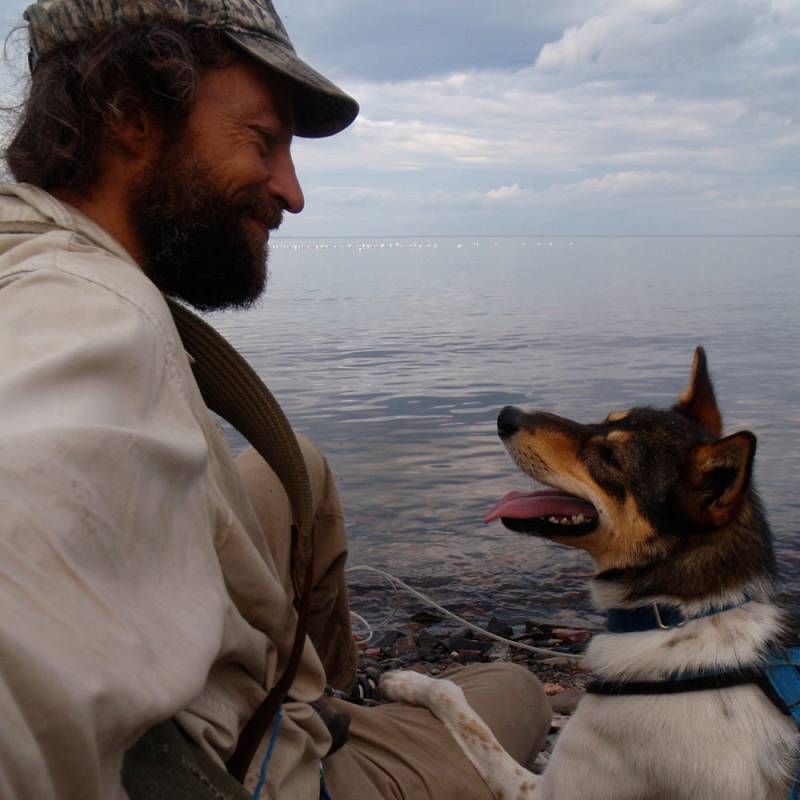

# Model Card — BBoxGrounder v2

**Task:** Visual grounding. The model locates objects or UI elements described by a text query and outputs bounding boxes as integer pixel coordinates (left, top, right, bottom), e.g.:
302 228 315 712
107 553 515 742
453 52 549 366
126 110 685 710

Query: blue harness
764 648 800 800
587 601 800 799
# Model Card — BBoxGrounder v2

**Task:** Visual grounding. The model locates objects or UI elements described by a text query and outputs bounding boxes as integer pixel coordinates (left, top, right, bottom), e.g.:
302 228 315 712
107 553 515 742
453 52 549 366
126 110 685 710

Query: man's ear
107 105 161 160
680 431 757 527
674 346 722 438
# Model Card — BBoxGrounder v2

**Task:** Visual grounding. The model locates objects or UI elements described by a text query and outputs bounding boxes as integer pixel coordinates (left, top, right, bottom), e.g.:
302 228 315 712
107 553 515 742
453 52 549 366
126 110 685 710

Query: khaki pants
236 441 552 799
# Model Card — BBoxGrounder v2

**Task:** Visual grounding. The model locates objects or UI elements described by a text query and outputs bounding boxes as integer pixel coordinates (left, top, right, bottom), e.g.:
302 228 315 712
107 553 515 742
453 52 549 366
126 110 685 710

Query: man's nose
269 148 304 214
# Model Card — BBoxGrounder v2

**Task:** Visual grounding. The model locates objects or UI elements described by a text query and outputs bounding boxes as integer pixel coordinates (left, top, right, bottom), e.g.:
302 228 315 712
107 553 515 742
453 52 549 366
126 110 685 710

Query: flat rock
547 689 585 714
551 628 592 644
487 616 513 637
540 656 578 668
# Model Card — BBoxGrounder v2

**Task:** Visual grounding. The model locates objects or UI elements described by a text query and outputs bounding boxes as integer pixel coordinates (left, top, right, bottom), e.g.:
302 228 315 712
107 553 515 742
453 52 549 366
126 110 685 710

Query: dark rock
487 616 513 637
526 620 557 636
398 652 422 665
400 622 426 635
446 637 494 663
540 656 577 668
487 643 511 662
373 630 404 651
446 636 492 653
390 635 417 658
410 610 445 625
416 630 446 655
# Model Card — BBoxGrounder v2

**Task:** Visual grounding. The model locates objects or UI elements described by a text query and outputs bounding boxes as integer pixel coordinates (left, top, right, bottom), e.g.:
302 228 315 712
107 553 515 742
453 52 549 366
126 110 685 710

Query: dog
381 347 798 800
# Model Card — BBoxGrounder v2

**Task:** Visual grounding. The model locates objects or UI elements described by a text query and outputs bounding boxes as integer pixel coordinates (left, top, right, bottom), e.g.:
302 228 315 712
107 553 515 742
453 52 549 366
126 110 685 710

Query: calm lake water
209 236 800 628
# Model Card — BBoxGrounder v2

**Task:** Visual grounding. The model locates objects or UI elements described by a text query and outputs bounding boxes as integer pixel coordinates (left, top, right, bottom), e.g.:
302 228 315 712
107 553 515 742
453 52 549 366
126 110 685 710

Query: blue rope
320 764 333 800
251 706 284 800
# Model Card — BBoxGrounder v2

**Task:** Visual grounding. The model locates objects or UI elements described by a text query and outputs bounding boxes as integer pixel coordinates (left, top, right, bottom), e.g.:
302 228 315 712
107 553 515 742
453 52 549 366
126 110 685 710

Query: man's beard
129 146 283 311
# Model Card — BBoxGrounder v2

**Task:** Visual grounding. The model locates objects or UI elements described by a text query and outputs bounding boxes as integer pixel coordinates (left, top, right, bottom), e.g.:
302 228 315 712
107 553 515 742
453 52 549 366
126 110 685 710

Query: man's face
129 60 304 311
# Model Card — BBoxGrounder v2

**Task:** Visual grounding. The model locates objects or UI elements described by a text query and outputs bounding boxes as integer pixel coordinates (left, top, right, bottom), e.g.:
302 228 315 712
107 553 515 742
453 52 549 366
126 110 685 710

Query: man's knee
236 433 332 512
294 433 344 522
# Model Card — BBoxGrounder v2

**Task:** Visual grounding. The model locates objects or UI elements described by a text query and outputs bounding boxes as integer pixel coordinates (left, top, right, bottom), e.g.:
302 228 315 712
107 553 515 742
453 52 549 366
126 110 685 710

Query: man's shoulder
0 187 202 424
3 229 162 322
0 238 199 422
0 183 168 328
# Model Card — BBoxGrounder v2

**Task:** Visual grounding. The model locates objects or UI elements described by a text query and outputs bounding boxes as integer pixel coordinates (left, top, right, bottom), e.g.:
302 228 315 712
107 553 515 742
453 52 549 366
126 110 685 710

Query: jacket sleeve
0 263 230 799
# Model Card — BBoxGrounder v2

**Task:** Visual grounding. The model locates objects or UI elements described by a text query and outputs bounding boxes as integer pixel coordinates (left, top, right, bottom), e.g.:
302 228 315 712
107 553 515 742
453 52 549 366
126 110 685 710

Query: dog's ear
681 431 757 527
674 346 722 438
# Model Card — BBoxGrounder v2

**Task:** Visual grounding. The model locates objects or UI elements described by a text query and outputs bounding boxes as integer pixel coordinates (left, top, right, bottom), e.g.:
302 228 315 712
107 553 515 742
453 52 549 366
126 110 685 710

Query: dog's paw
380 671 465 711
379 669 433 705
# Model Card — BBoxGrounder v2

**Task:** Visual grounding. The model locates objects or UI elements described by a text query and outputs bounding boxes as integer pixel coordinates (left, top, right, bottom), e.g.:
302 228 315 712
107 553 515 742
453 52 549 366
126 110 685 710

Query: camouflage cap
23 0 359 138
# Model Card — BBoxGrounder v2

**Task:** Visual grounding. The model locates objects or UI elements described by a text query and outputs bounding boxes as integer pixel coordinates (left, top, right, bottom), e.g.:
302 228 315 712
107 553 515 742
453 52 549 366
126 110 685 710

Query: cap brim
225 30 358 139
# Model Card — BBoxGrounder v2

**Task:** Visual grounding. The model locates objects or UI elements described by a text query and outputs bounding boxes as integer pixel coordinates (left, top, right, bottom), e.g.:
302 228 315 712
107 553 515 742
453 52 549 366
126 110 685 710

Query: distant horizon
273 232 800 241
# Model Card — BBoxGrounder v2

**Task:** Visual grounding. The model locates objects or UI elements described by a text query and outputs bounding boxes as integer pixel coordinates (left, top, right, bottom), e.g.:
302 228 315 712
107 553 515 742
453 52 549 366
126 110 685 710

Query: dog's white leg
380 670 540 800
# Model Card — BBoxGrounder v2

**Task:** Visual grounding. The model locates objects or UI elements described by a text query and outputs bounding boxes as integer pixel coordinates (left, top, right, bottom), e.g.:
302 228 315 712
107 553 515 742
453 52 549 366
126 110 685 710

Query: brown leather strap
226 540 315 781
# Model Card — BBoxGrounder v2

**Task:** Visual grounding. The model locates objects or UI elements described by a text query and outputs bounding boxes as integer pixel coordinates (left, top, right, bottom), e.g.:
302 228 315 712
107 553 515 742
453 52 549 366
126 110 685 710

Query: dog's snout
497 406 523 439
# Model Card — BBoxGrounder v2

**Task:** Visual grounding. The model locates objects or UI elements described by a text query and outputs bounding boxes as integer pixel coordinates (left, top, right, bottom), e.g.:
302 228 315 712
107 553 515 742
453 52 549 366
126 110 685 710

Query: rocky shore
355 607 598 766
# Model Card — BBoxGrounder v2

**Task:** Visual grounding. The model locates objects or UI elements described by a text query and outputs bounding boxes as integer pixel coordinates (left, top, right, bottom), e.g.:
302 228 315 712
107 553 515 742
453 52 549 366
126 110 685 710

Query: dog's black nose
497 406 523 438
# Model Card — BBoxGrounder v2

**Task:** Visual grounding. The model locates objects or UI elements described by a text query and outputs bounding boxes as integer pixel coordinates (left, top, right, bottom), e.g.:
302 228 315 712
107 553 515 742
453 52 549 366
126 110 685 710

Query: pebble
551 628 592 644
540 656 579 668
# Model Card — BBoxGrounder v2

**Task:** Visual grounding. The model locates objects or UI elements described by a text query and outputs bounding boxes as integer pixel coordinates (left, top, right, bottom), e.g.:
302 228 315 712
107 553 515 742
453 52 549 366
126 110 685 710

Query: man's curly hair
6 22 237 192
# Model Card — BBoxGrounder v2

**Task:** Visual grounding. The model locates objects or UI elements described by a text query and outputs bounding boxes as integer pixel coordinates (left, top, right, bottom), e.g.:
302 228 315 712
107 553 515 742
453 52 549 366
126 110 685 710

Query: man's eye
253 129 277 154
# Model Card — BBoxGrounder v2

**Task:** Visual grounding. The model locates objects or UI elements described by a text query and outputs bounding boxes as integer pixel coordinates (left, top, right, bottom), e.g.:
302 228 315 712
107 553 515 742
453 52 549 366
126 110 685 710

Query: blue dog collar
607 597 752 633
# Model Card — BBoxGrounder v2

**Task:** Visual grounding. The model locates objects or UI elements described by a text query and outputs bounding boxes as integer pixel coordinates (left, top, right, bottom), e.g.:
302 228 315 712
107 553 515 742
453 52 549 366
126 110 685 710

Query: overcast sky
1 0 798 236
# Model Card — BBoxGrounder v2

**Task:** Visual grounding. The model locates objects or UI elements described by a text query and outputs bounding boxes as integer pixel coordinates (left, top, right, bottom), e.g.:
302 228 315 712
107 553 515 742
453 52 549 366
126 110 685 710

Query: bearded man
0 2 551 798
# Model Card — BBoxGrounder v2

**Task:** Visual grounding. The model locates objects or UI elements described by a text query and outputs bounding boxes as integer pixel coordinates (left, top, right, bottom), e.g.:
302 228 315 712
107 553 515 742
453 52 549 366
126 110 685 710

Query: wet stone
487 643 511 662
390 635 417 658
487 616 513 637
416 630 446 655
410 610 445 625
551 628 592 645
373 630 404 651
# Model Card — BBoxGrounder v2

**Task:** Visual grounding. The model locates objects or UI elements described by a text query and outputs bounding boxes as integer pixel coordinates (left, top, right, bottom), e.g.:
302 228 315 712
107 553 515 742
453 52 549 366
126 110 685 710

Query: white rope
347 565 583 662
349 610 374 643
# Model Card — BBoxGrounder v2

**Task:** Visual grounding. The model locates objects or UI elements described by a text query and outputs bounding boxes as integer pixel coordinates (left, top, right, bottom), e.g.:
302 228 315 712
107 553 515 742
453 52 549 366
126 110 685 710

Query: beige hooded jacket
0 183 330 799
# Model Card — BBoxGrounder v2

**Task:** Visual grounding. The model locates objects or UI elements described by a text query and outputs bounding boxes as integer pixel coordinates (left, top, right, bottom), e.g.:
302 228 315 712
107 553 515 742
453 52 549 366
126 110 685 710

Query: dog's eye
598 445 621 470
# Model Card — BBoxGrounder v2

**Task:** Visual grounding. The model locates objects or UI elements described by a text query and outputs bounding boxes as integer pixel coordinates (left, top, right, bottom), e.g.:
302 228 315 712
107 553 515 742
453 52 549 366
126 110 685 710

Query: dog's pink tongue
484 490 597 523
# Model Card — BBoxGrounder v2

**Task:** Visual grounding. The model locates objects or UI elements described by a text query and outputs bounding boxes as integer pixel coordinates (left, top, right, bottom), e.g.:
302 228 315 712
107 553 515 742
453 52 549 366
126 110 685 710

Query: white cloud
486 183 523 200
554 170 713 198
535 0 766 72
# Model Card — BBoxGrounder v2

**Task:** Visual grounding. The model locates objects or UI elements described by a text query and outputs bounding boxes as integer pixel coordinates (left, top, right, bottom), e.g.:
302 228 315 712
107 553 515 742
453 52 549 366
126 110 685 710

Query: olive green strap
166 298 314 595
121 720 251 800
163 300 315 780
